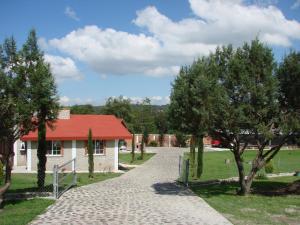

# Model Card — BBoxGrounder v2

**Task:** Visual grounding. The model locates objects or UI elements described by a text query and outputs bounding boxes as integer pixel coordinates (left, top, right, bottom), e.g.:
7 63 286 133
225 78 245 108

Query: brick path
30 148 232 225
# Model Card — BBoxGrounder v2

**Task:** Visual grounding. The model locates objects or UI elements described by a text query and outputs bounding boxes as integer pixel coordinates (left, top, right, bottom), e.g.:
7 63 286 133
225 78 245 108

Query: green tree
87 129 94 178
211 39 291 195
133 98 156 133
70 104 95 114
277 51 300 137
174 132 188 147
131 134 135 163
155 109 168 146
102 96 133 131
0 37 33 205
21 30 59 188
169 58 215 178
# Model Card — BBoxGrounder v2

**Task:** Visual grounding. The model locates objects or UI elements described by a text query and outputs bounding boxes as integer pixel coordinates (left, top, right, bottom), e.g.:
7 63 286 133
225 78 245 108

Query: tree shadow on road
151 182 195 196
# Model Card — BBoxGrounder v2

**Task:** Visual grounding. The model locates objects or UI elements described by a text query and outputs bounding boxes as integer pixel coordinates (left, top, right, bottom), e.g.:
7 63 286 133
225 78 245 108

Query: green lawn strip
191 176 300 225
76 173 122 187
119 153 155 165
186 149 300 182
7 172 122 193
0 198 54 225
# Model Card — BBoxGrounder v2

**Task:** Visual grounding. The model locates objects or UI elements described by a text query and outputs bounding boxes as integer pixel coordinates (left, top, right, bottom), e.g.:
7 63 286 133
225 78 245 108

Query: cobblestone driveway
30 148 232 225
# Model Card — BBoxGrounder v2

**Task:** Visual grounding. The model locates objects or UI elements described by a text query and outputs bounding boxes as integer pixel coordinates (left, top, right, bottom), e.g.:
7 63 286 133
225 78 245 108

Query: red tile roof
21 115 132 141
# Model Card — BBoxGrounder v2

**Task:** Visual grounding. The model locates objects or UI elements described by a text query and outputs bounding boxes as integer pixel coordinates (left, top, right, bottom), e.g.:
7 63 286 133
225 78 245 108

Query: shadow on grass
7 184 53 194
191 179 300 198
151 182 195 196
1 199 28 209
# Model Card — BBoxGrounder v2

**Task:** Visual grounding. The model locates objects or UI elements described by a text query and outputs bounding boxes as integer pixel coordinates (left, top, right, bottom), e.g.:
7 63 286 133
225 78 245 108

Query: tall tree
131 134 135 163
155 109 169 146
211 39 294 195
102 96 134 131
21 30 59 188
0 37 33 206
277 51 300 138
87 129 94 178
133 98 156 134
169 59 215 178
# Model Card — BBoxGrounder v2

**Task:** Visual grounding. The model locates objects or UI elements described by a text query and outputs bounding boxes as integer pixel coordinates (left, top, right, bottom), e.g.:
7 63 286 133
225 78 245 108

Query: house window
94 140 105 155
20 141 27 151
47 141 61 155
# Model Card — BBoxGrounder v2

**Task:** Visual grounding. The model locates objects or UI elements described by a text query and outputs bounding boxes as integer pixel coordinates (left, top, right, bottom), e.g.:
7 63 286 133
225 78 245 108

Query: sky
1 0 300 106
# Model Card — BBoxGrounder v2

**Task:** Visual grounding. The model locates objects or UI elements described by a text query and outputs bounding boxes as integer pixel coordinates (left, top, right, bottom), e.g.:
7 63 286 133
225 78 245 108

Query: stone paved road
30 148 232 225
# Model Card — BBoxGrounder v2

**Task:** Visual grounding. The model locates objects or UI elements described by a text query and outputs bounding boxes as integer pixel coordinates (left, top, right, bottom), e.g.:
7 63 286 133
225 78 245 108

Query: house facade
16 110 132 172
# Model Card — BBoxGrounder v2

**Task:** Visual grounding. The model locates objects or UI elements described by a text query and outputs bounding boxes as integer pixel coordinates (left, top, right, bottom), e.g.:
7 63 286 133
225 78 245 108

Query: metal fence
178 155 189 186
53 158 77 199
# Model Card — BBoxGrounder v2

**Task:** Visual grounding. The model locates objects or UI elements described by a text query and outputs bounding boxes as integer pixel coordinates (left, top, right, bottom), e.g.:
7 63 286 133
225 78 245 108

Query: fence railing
178 155 189 187
53 158 77 199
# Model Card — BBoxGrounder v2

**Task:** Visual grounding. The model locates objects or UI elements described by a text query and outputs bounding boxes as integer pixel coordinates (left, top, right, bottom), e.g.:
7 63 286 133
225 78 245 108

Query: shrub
264 160 274 174
148 140 158 147
256 171 268 180
175 132 187 147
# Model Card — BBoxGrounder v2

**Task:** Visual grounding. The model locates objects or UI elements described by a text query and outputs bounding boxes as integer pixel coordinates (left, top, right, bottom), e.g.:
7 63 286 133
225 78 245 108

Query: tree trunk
196 135 204 178
0 140 14 208
190 135 196 178
131 134 135 163
244 155 265 193
233 150 248 195
37 120 47 188
141 137 144 160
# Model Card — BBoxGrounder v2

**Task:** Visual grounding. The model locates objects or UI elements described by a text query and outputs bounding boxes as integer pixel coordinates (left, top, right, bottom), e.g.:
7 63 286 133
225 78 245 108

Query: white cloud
65 6 80 21
59 96 96 106
59 96 70 105
44 54 82 82
38 37 49 51
291 0 300 9
46 0 300 78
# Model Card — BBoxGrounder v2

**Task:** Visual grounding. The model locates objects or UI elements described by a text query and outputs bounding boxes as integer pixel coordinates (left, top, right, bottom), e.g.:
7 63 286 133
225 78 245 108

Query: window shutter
61 141 64 156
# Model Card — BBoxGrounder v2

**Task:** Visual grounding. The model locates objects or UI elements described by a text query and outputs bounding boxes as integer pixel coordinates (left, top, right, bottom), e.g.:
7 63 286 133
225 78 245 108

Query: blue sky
1 0 300 105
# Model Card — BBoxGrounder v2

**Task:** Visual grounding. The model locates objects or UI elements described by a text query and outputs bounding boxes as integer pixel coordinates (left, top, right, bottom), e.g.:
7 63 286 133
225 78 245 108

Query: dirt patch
255 179 300 196
271 214 300 225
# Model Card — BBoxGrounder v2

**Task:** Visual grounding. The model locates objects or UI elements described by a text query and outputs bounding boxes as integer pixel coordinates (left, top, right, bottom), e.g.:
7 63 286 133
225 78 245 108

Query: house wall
29 140 117 172
124 134 212 148
15 140 27 166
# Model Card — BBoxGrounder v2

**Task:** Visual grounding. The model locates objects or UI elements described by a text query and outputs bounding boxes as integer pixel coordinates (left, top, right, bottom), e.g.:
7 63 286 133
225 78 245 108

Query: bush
256 171 268 180
264 160 274 174
175 132 187 147
148 140 158 147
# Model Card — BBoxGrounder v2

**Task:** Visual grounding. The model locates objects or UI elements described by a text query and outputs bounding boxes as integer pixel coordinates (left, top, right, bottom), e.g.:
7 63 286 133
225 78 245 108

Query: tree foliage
0 37 33 205
21 30 59 188
211 39 298 195
277 51 300 136
70 104 96 114
169 58 216 178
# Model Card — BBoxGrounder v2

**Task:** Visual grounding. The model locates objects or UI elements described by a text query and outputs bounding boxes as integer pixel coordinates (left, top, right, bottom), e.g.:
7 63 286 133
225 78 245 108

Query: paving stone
30 148 232 225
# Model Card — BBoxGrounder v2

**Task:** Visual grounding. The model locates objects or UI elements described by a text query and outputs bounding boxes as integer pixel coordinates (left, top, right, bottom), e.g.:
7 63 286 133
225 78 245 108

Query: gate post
185 159 189 187
53 165 58 199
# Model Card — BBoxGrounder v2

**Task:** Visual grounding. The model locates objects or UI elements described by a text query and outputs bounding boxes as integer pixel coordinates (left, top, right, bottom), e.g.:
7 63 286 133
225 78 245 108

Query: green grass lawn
119 153 155 165
5 172 121 193
0 198 54 225
192 176 300 225
187 149 300 181
186 149 300 225
76 172 121 186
